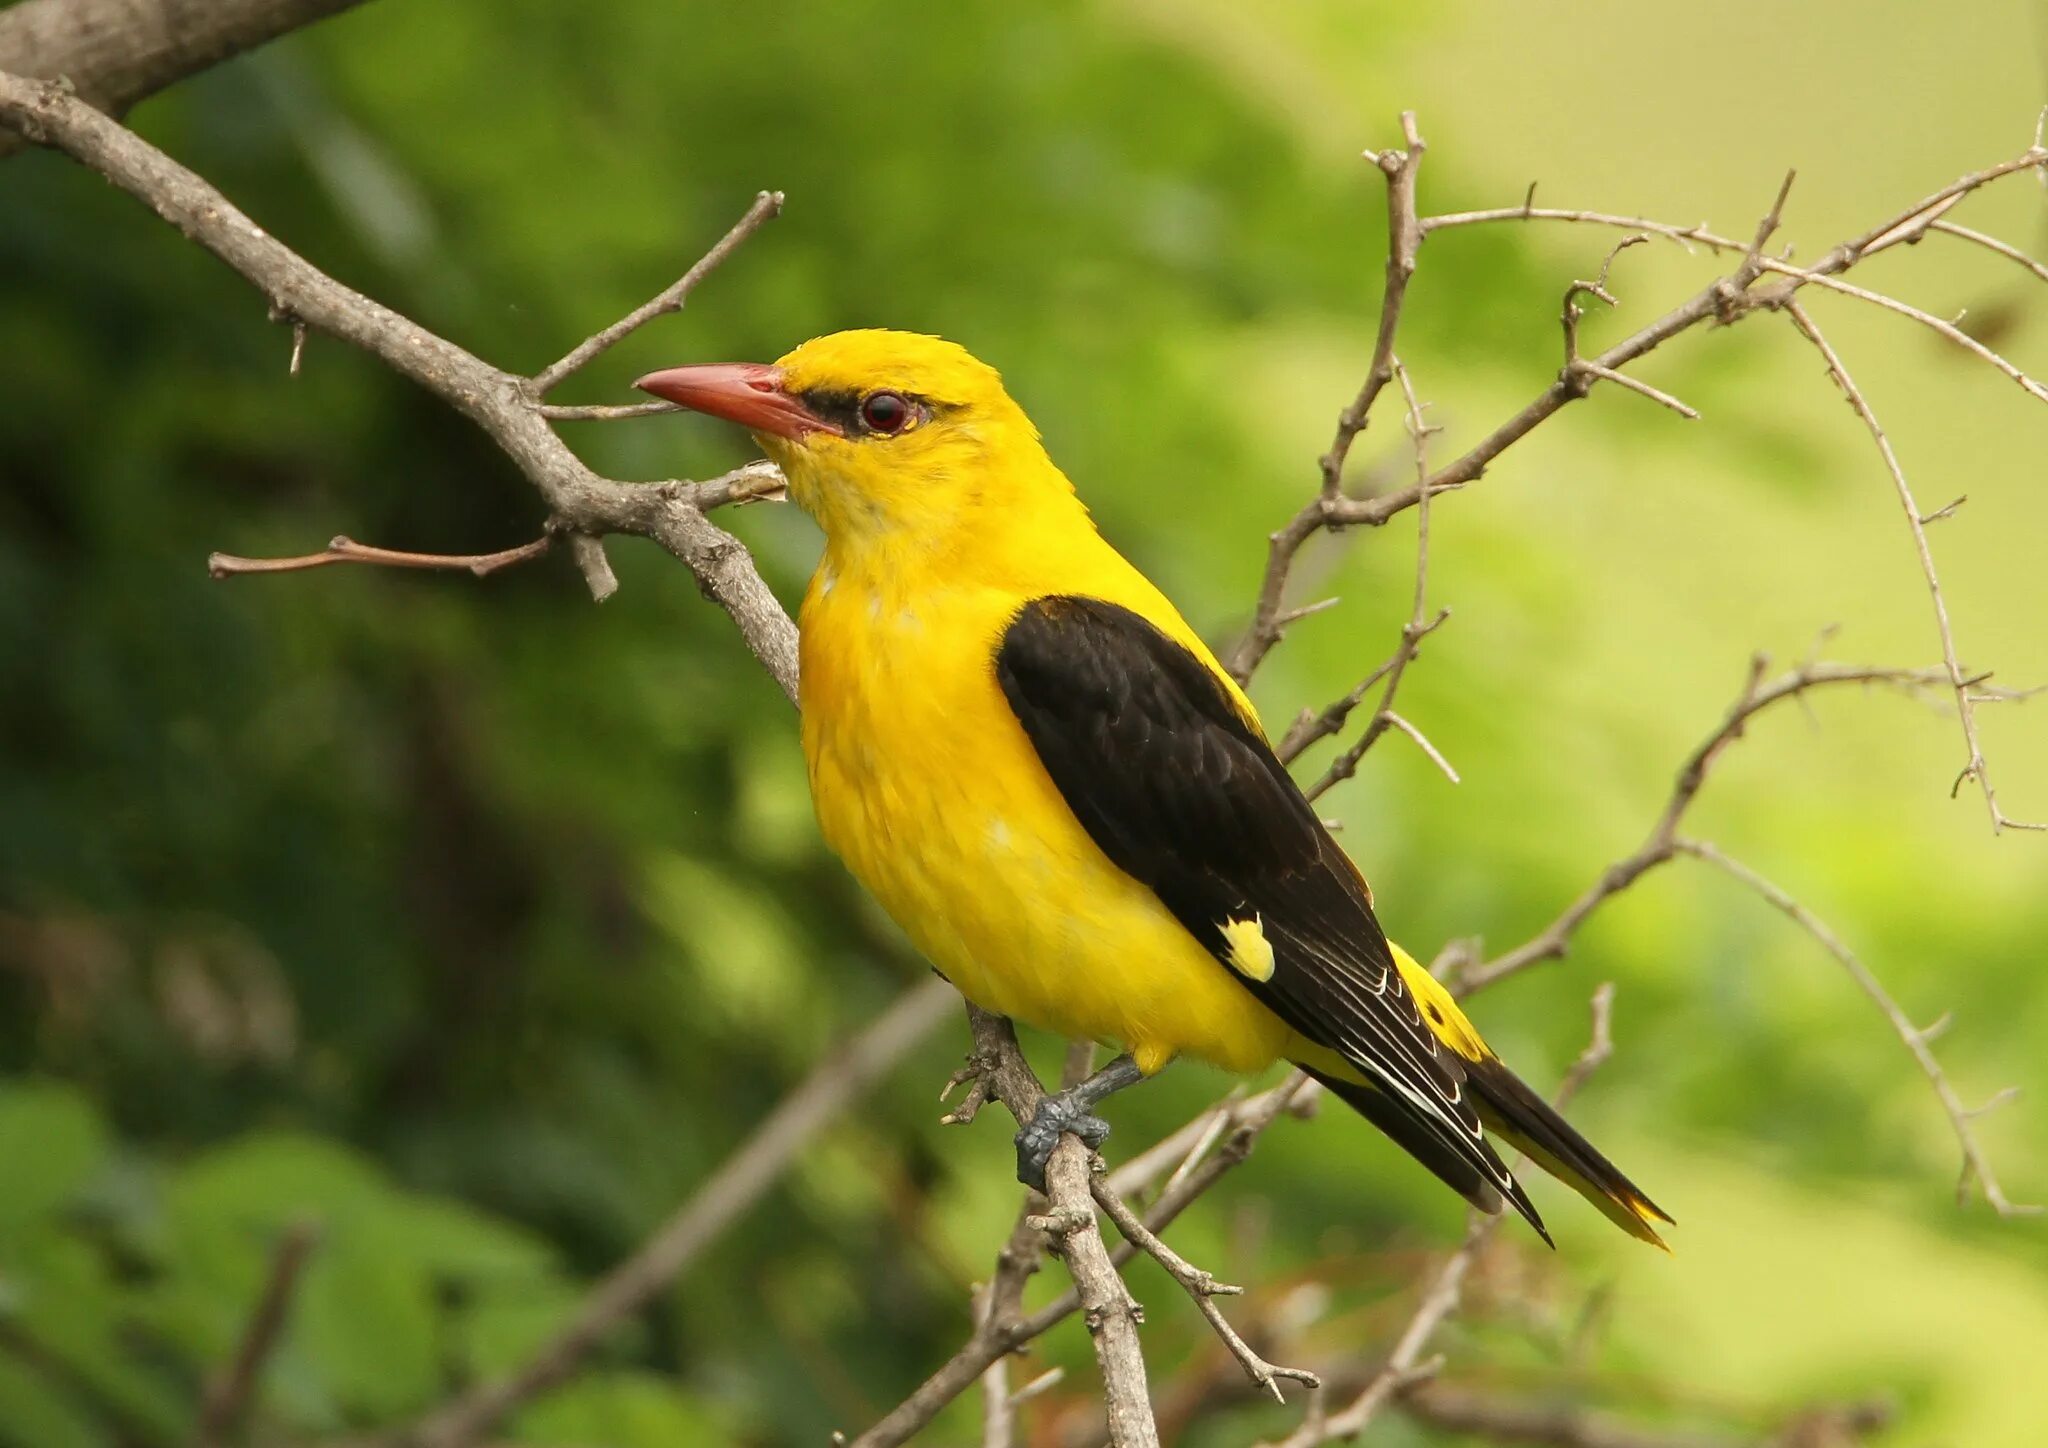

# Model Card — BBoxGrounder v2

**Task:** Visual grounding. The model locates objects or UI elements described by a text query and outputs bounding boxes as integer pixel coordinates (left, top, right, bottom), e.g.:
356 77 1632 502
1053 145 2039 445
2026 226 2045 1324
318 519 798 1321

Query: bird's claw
1015 1091 1112 1191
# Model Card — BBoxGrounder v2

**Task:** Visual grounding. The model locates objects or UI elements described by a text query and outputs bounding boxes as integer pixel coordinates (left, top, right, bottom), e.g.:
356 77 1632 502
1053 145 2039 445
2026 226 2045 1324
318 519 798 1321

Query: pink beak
631 363 841 442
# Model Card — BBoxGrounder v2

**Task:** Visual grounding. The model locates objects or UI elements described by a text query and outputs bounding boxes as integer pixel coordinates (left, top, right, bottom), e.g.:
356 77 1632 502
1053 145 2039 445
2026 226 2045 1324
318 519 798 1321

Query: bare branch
1676 839 2038 1217
0 0 369 161
538 400 681 422
1319 112 1428 506
1783 298 2044 832
394 978 958 1448
532 190 785 394
1758 261 2048 405
1230 111 1427 684
1929 219 2048 286
1091 1184 1320 1403
1295 360 1454 802
194 1219 319 1448
849 1202 1050 1448
1571 362 1701 420
1342 137 2048 534
974 1283 1015 1448
1460 658 1952 995
854 1069 1319 1448
207 534 552 581
0 70 804 698
1401 1379 1891 1448
947 1008 1158 1448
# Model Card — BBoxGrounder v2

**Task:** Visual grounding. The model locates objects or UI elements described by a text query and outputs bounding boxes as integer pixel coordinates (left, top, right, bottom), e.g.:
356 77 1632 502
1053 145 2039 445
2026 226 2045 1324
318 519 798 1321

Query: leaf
0 1083 108 1240
512 1369 732 1448
0 1351 108 1448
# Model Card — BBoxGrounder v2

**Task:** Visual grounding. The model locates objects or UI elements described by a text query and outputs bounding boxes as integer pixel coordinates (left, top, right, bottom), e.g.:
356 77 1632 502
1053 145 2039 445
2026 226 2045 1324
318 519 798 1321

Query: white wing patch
1219 915 1276 983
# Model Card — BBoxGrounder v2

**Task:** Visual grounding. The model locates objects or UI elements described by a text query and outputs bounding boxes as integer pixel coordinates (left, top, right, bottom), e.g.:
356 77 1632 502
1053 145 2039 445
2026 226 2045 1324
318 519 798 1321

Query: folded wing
995 594 1543 1235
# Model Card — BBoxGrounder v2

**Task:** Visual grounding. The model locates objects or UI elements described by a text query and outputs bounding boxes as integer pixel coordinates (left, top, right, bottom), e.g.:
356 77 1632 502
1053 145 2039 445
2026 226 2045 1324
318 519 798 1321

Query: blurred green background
3 1 2045 1444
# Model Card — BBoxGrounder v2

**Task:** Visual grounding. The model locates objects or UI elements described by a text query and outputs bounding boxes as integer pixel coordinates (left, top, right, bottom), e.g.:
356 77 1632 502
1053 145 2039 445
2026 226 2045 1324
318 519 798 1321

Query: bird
634 329 1671 1248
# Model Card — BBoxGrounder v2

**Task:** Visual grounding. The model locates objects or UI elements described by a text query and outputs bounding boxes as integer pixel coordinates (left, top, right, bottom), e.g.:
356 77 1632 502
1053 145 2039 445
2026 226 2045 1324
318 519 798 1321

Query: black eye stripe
797 387 935 439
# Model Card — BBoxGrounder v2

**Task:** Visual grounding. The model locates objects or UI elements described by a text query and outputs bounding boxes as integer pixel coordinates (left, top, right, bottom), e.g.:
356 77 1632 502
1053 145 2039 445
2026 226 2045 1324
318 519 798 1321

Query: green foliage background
2 1 2045 1443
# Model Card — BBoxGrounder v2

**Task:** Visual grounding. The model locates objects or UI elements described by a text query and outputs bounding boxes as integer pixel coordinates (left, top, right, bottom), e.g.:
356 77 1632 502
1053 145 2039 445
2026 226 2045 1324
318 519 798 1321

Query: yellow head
636 329 1077 548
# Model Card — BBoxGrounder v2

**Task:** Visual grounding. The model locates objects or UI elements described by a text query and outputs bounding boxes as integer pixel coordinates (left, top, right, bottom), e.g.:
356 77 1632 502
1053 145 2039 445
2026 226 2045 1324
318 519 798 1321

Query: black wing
996 594 1536 1227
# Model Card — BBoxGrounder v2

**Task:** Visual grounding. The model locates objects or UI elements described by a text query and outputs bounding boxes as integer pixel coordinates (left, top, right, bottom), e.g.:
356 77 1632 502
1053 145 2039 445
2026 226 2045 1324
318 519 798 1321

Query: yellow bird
636 330 1670 1248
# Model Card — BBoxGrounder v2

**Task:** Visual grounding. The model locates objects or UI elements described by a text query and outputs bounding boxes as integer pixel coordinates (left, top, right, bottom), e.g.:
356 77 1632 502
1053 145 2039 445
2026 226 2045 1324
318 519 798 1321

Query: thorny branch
1290 358 1455 799
1459 656 1953 995
1238 113 2047 830
1229 110 1427 684
1782 298 2043 833
1449 649 2032 1214
1676 840 2039 1218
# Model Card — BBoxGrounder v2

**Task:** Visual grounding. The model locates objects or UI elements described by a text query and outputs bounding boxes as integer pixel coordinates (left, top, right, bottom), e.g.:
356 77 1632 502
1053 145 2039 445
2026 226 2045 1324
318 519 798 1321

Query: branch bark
0 0 369 160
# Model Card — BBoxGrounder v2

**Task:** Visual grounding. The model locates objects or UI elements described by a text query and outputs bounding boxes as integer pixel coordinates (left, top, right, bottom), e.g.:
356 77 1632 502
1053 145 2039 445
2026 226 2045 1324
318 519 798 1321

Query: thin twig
1676 839 2038 1217
1299 359 1450 801
1929 219 2048 285
193 1219 319 1448
531 190 785 394
1230 111 1427 684
1092 1181 1321 1402
207 534 552 580
538 400 680 422
1783 298 2044 833
1333 137 2048 536
1459 658 1952 995
974 1283 1015 1448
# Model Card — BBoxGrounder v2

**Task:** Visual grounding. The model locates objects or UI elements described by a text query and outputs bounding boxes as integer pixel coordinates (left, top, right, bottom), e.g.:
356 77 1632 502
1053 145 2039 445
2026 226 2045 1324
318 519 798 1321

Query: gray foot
1015 1092 1112 1191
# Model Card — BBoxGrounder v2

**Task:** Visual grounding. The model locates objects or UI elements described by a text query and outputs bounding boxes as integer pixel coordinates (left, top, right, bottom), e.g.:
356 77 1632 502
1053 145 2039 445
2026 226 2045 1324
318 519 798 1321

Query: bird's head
635 329 1072 547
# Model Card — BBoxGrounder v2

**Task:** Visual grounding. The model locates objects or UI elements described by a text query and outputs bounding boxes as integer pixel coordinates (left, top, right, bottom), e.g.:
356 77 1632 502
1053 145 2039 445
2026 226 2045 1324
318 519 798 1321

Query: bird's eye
860 390 913 435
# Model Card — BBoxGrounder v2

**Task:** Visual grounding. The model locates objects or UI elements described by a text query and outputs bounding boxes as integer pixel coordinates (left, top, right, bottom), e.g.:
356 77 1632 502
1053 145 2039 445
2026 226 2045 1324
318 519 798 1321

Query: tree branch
1675 839 2038 1218
1294 358 1453 800
194 1218 319 1448
207 533 554 580
533 189 786 394
1229 111 1426 684
1400 1379 1890 1448
0 71 803 700
0 0 369 161
391 977 959 1448
1782 298 2043 833
1458 658 1952 995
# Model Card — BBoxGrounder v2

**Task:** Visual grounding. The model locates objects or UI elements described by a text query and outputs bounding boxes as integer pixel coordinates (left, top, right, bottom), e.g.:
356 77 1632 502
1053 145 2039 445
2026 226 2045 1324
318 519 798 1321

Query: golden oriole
636 330 1670 1248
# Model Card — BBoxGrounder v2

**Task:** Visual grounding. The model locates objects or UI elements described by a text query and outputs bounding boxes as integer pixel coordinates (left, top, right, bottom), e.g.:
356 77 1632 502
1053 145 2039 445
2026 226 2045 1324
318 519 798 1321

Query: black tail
1302 1066 1554 1247
1462 1055 1673 1250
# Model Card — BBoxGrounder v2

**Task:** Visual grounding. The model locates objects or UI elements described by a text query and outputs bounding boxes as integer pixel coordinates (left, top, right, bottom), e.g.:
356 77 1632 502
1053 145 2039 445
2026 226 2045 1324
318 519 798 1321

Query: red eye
860 390 912 434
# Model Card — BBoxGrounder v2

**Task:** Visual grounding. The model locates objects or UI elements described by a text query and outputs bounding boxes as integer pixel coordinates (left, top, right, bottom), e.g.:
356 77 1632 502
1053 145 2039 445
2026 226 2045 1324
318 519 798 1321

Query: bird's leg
1015 1053 1146 1191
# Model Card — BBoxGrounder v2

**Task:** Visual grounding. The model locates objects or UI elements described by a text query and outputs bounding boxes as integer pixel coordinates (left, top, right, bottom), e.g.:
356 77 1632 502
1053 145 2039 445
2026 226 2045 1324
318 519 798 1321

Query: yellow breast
797 542 1296 1077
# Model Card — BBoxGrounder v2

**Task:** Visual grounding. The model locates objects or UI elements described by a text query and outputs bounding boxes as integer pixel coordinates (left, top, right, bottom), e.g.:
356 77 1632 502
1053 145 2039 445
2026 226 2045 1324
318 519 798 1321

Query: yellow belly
799 570 1296 1077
